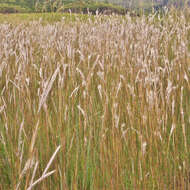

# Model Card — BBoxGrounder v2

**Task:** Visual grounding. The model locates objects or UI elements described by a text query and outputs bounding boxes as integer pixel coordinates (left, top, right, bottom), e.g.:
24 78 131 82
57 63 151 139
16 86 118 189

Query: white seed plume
38 66 60 113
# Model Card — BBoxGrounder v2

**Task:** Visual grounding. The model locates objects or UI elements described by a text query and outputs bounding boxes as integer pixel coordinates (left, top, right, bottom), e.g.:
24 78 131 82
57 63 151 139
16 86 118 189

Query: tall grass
0 10 190 190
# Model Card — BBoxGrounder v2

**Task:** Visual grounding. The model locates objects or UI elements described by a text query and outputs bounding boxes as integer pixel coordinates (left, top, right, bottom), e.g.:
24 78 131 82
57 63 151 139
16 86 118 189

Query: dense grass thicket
0 10 190 190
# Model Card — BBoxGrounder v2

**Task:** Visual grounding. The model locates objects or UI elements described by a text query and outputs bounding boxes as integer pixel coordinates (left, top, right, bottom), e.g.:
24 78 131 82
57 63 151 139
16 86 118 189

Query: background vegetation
0 0 189 13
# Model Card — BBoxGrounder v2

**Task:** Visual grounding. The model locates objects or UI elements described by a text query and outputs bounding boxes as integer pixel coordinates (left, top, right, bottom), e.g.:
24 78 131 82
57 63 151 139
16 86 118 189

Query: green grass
0 13 92 24
0 10 190 190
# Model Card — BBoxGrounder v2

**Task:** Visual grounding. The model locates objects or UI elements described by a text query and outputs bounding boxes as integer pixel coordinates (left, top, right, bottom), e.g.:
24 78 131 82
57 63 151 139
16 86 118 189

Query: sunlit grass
0 12 92 24
0 10 190 190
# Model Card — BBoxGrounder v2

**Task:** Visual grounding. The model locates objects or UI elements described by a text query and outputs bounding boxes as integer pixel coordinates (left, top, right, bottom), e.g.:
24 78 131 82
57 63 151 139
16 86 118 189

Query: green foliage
0 0 189 13
58 1 126 14
0 3 30 13
0 0 126 13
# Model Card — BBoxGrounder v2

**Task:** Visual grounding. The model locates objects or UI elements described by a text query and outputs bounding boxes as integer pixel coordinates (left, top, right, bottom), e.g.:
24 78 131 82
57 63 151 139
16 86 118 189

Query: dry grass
0 10 190 190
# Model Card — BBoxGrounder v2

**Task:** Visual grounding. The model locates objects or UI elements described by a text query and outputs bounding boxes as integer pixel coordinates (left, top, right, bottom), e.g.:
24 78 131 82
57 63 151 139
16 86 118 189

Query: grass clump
0 9 190 190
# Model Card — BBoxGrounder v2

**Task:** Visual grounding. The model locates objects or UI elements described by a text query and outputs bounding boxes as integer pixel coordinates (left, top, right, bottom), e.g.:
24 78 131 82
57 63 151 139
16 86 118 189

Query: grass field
0 10 190 190
0 13 76 24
